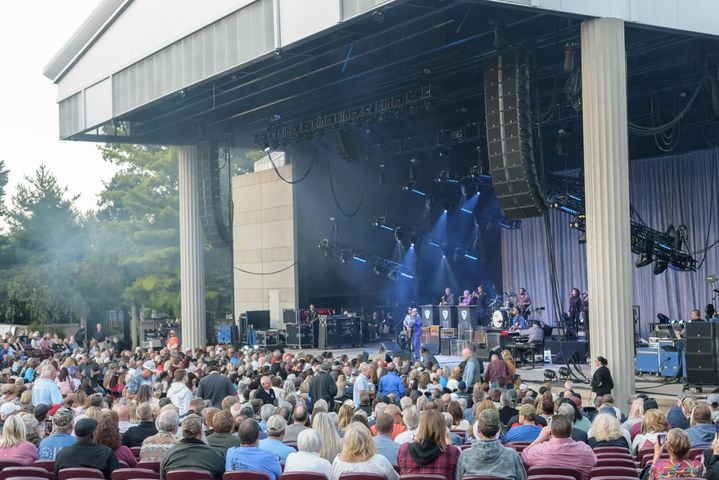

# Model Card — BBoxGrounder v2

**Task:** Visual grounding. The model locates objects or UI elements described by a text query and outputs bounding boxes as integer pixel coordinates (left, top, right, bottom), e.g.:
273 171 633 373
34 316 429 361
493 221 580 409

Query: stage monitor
246 310 271 330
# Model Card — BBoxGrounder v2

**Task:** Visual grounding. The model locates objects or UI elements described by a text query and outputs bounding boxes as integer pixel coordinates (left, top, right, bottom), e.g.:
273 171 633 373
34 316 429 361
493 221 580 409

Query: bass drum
491 310 509 329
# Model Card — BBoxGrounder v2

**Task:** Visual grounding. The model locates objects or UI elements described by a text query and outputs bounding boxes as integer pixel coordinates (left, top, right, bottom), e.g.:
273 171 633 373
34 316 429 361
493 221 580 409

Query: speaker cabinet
484 50 545 220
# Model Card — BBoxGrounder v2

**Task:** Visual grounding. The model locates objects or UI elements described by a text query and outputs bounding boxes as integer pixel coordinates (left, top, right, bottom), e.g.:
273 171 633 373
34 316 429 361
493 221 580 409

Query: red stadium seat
595 458 637 468
5 477 50 480
32 461 55 474
223 473 271 480
338 475 387 480
57 469 104 480
112 469 160 480
527 466 582 480
136 462 160 473
280 473 329 480
526 476 576 480
399 476 446 480
0 463 24 471
589 466 639 478
462 476 512 480
0 468 53 480
130 447 142 459
593 446 632 455
166 470 214 480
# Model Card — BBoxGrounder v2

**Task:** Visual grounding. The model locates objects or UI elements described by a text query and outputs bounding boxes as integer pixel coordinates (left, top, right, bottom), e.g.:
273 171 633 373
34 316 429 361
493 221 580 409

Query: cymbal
504 291 517 297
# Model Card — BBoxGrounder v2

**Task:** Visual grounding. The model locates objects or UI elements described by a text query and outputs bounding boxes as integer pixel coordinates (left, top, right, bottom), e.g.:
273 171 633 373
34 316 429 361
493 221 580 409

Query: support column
178 145 206 353
130 304 139 349
581 18 634 409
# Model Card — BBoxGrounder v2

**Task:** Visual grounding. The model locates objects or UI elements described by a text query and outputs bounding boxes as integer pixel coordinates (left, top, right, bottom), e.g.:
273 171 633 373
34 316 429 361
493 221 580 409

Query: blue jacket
686 423 715 448
378 372 405 397
226 446 281 480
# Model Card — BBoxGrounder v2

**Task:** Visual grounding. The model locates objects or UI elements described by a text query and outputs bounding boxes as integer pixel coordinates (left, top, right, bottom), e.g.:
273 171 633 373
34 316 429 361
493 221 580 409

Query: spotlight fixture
371 9 385 23
402 181 415 192
408 158 417 182
577 234 587 244
387 269 399 282
373 263 383 276
706 274 718 284
653 258 669 275
635 240 653 268
339 250 349 264
543 369 557 382
558 366 571 381
425 196 433 210
378 164 386 185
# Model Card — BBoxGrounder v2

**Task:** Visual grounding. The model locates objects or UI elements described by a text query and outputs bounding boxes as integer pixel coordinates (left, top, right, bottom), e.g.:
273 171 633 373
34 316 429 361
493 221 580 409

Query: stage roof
45 0 719 167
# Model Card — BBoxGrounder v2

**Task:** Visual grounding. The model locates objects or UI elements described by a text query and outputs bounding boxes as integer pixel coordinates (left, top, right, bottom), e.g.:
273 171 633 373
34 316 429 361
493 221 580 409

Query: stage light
352 256 367 263
544 369 557 382
400 272 414 279
410 188 426 197
373 264 383 276
460 208 473 214
464 253 478 261
378 164 386 185
653 258 669 275
577 234 586 244
425 197 433 210
388 269 399 281
635 248 653 268
339 251 349 264
558 366 571 380
443 209 448 213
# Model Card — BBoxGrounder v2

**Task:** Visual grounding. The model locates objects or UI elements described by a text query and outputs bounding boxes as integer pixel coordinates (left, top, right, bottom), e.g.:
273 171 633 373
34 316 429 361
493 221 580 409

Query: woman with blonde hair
502 350 517 379
397 409 460 480
335 374 347 401
84 406 103 421
312 411 342 463
337 403 354 437
330 422 398 480
588 413 630 450
632 408 670 454
0 415 38 464
649 428 703 478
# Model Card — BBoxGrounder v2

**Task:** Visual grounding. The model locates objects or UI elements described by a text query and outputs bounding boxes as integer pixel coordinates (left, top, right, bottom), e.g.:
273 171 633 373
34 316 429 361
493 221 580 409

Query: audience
284 429 333 479
396 409 460 480
226 418 281 480
140 409 181 462
650 428 703 478
373 412 400 465
0 415 38 465
161 414 224 480
331 422 399 480
37 407 75 460
55 418 119 479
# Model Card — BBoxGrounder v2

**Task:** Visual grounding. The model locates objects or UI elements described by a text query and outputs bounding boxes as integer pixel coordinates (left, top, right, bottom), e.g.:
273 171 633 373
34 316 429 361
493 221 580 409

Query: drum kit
489 291 545 329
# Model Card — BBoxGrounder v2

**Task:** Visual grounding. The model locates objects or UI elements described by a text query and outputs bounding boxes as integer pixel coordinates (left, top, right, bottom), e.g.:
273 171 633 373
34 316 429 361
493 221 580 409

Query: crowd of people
0 327 718 480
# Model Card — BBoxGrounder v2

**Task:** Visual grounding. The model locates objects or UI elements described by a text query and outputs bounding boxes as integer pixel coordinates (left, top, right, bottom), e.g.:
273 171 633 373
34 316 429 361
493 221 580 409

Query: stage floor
293 343 704 408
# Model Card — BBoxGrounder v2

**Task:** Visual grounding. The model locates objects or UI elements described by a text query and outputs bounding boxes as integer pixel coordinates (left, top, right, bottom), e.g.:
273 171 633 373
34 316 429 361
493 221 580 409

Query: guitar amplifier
285 323 314 349
256 329 279 348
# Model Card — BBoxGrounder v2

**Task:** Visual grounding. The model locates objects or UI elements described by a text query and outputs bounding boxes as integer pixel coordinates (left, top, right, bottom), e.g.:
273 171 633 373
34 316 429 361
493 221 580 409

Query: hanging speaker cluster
484 50 546 220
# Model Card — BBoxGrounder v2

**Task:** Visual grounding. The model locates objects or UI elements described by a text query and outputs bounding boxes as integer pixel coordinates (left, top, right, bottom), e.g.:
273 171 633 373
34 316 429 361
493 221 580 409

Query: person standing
197 363 236 408
472 286 489 326
516 288 532 317
91 323 108 349
439 287 455 306
568 288 583 334
590 356 614 398
74 324 86 348
310 362 337 411
353 365 371 409
32 366 63 406
410 308 422 361
461 348 484 389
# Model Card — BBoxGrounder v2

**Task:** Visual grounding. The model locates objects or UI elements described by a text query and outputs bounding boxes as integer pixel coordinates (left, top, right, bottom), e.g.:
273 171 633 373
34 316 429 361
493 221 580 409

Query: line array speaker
198 141 231 248
685 322 719 384
484 50 546 220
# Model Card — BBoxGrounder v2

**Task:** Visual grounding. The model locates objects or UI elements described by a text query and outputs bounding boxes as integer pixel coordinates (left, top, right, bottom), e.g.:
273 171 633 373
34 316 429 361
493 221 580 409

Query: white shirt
284 451 332 479
331 454 399 480
393 428 416 445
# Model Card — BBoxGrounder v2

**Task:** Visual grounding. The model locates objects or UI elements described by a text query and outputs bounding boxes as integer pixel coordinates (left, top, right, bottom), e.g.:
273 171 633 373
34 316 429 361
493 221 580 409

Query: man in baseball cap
125 360 157 400
37 408 75 460
259 415 294 464
55 418 119 478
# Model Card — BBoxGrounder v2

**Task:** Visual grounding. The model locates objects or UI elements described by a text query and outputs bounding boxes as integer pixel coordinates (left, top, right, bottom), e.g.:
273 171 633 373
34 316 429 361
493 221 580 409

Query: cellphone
657 432 667 445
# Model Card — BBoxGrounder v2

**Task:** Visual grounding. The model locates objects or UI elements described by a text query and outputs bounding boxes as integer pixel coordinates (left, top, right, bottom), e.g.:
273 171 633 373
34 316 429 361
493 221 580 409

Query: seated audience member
588 412 630 450
0 415 38 465
650 428 703 479
140 409 180 462
283 404 309 444
498 391 518 426
632 408 670 455
95 415 136 467
122 402 157 447
521 415 597 480
457 408 526 480
703 435 719 479
330 422 399 480
373 413 400 465
55 418 119 480
259 415 295 464
226 418 281 480
206 409 240 456
685 404 714 449
284 429 332 480
38 407 75 460
396 409 460 480
393 406 419 444
312 411 342 463
504 404 542 443
161 414 225 480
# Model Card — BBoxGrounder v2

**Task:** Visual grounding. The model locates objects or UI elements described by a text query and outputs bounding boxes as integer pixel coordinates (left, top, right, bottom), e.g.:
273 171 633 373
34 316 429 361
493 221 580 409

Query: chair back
526 476 577 480
166 470 214 480
0 463 24 470
57 468 104 480
5 477 53 480
399 476 446 480
130 447 142 459
338 474 387 480
136 462 161 473
223 472 271 480
0 468 52 480
593 446 631 455
527 465 582 480
111 469 159 480
456 476 508 480
589 466 639 479
33 461 55 474
280 474 329 480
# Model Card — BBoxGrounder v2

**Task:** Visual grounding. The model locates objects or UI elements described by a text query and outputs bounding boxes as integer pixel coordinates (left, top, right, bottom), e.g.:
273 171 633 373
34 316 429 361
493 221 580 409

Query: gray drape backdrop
501 148 719 338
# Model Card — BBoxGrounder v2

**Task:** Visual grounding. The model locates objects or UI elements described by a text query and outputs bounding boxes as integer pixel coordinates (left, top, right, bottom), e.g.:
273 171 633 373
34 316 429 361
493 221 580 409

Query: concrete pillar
581 18 635 409
178 145 206 352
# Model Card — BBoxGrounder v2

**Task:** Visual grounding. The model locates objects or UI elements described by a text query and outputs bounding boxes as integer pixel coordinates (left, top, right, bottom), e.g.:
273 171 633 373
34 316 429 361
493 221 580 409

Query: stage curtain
501 148 719 338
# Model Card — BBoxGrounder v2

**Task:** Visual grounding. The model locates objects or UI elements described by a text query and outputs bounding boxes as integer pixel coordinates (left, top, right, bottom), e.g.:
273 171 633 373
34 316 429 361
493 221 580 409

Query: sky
0 0 116 216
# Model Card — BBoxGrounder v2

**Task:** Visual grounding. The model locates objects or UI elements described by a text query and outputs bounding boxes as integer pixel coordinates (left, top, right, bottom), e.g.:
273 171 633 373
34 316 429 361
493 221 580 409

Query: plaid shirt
397 442 460 480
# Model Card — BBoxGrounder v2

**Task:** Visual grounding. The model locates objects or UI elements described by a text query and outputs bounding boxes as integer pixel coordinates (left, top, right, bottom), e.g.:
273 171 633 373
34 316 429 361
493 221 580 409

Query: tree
0 165 87 325
0 159 8 218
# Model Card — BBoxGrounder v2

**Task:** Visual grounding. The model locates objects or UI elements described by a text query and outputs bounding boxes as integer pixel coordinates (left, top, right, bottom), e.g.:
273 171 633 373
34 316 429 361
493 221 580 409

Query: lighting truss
546 174 697 272
367 122 483 159
255 84 438 147
317 239 417 280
